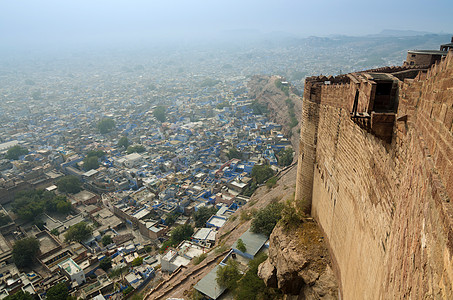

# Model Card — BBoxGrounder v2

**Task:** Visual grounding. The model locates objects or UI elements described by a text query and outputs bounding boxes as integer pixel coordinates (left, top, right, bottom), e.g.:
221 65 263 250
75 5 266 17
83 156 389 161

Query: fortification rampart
296 51 453 298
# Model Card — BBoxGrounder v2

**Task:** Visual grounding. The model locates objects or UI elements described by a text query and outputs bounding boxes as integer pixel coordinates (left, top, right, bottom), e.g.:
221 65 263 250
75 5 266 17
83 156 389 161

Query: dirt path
143 249 229 299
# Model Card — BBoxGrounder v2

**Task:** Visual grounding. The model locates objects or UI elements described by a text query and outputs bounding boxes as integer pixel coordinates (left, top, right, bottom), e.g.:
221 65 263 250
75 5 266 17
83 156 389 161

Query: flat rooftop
59 258 82 275
37 234 60 254
207 215 226 228
172 255 190 267
194 264 226 299
162 249 177 261
0 233 11 257
232 228 268 257
192 228 212 240
0 140 19 152
184 247 205 259
73 190 97 202
408 50 447 55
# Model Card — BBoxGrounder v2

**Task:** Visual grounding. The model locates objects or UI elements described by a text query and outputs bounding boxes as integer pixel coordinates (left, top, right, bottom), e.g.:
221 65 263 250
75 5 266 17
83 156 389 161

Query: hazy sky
1 0 452 49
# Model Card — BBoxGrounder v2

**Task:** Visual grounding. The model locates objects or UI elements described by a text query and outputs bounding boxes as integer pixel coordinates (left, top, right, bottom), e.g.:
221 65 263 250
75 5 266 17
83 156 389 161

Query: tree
216 260 241 291
118 136 130 149
126 144 146 154
277 148 293 167
200 78 221 87
164 212 180 226
56 201 72 214
242 182 257 197
5 145 28 160
46 282 69 300
131 257 143 267
101 234 113 246
99 257 112 271
0 212 11 226
192 253 207 265
235 253 280 300
153 106 166 122
251 202 284 236
97 118 115 134
4 290 34 300
216 101 230 110
64 222 92 242
280 200 302 230
251 164 275 184
12 190 47 222
12 190 71 222
12 237 40 268
86 150 105 158
236 238 247 253
227 148 242 160
250 100 268 115
265 176 278 189
56 175 82 194
83 156 99 171
171 224 194 245
193 206 217 228
159 240 173 254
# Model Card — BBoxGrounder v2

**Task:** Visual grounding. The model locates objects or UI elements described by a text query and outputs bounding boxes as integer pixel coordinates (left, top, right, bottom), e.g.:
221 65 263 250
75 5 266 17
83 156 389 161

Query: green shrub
192 253 207 265
216 260 241 290
277 148 294 167
236 239 247 253
251 164 274 184
281 200 302 230
97 118 115 134
64 222 92 242
5 145 28 160
131 257 143 267
251 202 284 236
266 176 278 189
123 286 134 296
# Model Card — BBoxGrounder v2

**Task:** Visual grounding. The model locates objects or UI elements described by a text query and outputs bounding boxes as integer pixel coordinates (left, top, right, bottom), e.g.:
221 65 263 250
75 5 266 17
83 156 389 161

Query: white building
58 258 86 285
0 140 19 154
124 153 144 168
161 249 190 273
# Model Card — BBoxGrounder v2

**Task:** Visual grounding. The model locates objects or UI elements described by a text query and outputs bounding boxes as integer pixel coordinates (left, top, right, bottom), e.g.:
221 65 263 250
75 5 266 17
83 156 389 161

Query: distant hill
371 29 435 37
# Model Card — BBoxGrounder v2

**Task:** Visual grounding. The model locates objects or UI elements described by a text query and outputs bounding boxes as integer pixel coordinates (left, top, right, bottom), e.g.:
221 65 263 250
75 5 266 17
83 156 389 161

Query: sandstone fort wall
296 52 453 298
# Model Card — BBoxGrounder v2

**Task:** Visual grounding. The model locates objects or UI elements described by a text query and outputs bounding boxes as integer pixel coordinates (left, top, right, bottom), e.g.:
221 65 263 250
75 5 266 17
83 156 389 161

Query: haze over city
1 0 453 51
0 0 453 299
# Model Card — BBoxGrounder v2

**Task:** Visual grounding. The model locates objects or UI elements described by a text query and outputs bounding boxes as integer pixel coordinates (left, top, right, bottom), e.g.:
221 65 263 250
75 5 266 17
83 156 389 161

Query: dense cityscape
0 33 451 300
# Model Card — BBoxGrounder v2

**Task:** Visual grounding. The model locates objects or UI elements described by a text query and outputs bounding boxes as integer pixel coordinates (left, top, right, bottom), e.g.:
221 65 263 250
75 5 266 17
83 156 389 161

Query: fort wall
296 51 453 298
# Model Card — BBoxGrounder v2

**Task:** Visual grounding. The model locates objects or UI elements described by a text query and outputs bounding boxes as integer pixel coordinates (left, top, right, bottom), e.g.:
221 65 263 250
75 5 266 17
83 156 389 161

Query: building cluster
0 66 293 299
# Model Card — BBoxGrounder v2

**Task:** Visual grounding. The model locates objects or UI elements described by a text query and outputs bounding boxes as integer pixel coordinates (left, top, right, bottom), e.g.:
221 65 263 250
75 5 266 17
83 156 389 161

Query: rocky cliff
248 75 302 153
259 222 338 299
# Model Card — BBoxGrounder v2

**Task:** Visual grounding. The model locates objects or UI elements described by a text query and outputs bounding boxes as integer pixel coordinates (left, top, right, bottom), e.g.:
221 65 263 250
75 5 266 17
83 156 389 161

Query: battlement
306 74 350 85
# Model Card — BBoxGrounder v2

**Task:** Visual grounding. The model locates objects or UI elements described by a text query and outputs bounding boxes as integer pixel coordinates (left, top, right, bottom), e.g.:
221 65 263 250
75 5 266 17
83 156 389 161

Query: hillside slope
248 75 302 153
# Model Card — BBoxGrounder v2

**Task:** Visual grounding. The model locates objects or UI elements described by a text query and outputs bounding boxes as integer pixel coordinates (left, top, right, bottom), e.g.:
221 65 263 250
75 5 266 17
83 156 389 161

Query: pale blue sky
1 0 451 48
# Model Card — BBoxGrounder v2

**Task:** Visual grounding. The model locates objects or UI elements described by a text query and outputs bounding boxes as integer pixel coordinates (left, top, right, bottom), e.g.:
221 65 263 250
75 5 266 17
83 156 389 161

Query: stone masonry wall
296 51 453 299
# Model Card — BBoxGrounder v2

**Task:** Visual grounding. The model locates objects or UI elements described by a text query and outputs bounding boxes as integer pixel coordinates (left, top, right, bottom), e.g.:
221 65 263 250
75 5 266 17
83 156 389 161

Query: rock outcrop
259 221 338 299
